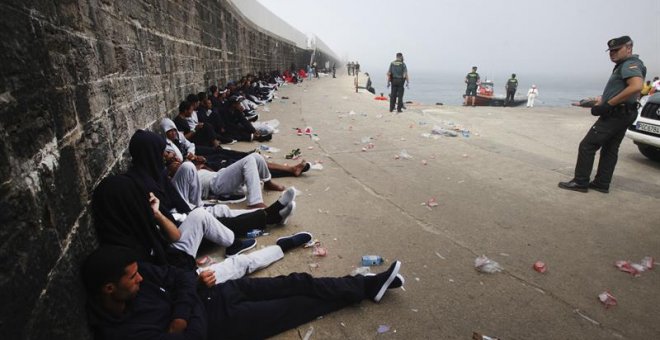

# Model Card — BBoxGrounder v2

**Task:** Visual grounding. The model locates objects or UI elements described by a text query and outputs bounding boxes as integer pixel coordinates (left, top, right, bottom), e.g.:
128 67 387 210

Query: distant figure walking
505 73 518 106
387 52 409 113
464 66 480 106
347 62 353 75
355 61 360 75
332 63 336 78
526 85 538 107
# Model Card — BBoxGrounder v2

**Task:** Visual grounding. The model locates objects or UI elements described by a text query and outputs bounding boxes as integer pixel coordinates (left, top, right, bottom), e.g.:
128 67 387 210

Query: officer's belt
612 103 639 113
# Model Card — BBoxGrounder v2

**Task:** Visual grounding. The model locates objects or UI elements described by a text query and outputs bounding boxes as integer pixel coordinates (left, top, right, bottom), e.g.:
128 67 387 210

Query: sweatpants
196 245 284 284
204 272 366 339
199 154 271 206
171 208 235 257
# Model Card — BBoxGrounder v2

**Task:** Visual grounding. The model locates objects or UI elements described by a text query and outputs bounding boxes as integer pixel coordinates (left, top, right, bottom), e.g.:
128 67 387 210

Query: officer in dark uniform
464 66 480 106
505 73 518 106
387 52 409 113
559 36 646 193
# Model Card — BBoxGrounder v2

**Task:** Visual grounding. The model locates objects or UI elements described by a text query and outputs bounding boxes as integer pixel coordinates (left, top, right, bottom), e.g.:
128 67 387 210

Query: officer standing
505 73 518 106
355 61 360 75
558 36 646 193
347 61 353 76
464 66 480 106
332 63 336 78
387 52 409 113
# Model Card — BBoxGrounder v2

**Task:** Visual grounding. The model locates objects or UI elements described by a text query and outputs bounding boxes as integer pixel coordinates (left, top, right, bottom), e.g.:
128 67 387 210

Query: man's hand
167 160 182 177
591 103 613 117
168 318 188 333
198 270 216 287
148 192 160 215
186 152 196 161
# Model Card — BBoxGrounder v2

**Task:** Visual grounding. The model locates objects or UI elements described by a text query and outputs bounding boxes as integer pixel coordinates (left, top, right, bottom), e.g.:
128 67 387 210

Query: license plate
636 122 660 135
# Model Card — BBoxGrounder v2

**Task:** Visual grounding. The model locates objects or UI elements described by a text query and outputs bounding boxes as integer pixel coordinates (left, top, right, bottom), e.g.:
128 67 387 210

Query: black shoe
216 193 246 204
589 181 609 193
276 231 312 252
302 162 311 173
366 273 405 289
226 239 257 257
365 260 401 302
558 180 588 193
396 110 403 113
254 134 272 142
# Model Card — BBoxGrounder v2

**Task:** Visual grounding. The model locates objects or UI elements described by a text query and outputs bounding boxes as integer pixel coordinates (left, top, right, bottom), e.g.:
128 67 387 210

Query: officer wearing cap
387 52 409 113
559 36 646 193
464 66 480 106
505 73 518 106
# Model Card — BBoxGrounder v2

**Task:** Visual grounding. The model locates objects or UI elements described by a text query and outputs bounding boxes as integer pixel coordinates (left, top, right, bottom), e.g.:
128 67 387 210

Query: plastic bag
474 255 502 273
431 125 458 137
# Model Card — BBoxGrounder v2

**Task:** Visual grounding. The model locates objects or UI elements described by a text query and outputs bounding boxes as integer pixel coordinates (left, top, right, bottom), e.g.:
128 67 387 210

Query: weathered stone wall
0 1 314 338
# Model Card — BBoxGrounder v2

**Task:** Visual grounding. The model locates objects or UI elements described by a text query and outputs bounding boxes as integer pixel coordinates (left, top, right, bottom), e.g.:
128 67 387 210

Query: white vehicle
626 93 660 161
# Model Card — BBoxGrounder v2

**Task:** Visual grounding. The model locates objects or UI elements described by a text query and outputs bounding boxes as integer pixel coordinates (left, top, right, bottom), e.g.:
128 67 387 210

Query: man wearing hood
559 36 646 193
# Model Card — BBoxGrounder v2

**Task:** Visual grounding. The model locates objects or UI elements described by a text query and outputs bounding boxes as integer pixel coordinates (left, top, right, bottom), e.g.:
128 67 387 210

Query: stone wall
0 1 318 338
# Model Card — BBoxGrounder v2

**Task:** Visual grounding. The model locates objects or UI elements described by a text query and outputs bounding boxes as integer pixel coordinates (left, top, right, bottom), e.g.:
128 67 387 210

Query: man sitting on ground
82 245 404 339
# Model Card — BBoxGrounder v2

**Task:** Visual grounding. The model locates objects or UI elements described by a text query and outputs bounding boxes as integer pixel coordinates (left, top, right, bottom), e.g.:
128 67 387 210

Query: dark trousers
204 272 365 339
505 89 516 105
217 210 266 236
574 110 637 185
190 124 218 147
390 79 405 112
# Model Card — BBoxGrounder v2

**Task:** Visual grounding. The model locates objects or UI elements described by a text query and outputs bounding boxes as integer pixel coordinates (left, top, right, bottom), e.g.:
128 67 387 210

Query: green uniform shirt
466 72 480 88
506 78 518 90
601 55 646 104
388 60 407 79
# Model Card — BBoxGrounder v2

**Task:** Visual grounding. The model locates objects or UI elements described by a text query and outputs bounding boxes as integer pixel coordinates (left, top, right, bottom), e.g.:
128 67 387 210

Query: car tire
638 144 660 162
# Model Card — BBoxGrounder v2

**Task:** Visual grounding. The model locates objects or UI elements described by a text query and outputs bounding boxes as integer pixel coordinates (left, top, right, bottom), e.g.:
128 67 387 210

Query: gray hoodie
160 118 195 161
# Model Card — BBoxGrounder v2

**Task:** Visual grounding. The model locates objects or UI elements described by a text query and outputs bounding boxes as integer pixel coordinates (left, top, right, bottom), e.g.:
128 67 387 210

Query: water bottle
462 129 470 138
361 255 383 266
246 229 262 238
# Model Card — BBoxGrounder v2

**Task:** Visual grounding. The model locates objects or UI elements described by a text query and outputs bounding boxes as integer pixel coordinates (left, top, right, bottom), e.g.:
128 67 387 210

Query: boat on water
464 80 527 107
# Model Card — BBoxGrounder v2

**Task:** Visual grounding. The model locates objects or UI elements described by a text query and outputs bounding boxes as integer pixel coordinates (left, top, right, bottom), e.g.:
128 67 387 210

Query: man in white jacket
527 85 539 108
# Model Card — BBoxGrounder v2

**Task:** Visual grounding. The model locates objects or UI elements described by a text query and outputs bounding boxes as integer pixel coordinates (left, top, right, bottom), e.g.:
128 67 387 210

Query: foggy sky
258 0 659 80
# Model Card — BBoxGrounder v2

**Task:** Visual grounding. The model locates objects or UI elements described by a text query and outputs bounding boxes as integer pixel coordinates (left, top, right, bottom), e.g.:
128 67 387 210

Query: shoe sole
557 183 588 193
589 185 609 193
276 231 312 247
227 240 257 257
279 201 296 226
374 261 401 302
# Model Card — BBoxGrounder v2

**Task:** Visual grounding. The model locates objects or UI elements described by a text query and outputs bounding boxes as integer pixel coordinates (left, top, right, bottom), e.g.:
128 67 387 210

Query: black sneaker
365 260 401 302
254 134 272 142
225 239 257 257
216 193 246 204
589 181 609 193
366 273 405 289
276 231 312 252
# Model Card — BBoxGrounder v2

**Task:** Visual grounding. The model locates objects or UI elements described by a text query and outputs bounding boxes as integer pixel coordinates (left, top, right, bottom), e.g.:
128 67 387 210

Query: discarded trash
400 137 407 141
258 144 280 153
262 107 270 112
246 229 263 238
310 162 324 170
421 197 439 208
472 332 502 340
351 266 372 276
641 256 654 270
307 146 314 150
304 127 312 135
435 252 446 260
311 134 320 142
361 136 372 144
421 159 427 165
377 325 390 334
308 263 319 270
398 149 413 160
462 129 471 138
300 326 314 340
312 245 327 257
431 125 459 137
598 291 617 308
533 261 547 273
285 148 301 160
474 255 503 273
361 255 384 266
348 110 357 116
615 260 642 276
281 96 289 99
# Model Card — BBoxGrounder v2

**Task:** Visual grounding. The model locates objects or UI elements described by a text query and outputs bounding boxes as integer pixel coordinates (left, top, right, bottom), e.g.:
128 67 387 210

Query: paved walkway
212 74 660 339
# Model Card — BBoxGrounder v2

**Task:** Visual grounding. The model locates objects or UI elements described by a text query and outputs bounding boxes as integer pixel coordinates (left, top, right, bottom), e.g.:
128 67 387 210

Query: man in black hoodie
559 36 646 193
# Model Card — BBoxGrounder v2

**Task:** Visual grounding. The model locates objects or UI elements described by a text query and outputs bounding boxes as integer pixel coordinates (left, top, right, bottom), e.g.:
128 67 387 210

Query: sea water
364 70 606 107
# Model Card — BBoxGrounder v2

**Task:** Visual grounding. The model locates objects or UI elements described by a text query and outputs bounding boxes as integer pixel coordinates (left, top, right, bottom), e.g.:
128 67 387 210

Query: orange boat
466 80 526 107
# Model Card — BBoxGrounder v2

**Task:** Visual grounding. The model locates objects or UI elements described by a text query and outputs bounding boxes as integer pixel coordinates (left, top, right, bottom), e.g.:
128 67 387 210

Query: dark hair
396 52 403 57
186 93 199 103
197 92 208 102
178 100 192 113
81 246 138 295
209 85 218 94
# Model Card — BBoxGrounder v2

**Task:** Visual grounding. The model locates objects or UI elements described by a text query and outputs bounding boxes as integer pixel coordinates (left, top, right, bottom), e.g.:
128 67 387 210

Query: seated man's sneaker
216 193 247 204
278 187 297 207
589 181 609 193
366 273 405 289
558 180 588 193
276 231 312 252
278 201 296 225
225 239 257 257
365 261 402 302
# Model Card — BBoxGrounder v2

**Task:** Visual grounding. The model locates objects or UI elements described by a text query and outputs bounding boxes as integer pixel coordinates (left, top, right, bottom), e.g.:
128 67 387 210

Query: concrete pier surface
218 75 660 339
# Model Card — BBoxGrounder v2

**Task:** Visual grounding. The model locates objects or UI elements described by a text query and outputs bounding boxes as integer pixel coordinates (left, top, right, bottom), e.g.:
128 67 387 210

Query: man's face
111 262 142 301
185 105 193 117
165 129 177 141
609 44 631 63
163 150 176 163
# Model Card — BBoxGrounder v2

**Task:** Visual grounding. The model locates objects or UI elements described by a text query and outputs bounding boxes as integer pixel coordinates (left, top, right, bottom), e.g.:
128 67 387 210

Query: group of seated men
82 70 405 339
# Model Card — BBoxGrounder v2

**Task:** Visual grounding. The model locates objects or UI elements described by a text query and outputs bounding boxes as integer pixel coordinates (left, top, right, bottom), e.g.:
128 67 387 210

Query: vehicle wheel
638 144 660 162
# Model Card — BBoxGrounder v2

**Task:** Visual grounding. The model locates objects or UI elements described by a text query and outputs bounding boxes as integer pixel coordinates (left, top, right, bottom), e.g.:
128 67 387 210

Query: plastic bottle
246 229 263 238
361 255 383 266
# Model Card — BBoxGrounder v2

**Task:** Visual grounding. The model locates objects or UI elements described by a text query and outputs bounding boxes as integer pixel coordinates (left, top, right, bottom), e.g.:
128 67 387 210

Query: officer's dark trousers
505 89 516 105
573 109 637 186
390 79 405 112
205 272 366 339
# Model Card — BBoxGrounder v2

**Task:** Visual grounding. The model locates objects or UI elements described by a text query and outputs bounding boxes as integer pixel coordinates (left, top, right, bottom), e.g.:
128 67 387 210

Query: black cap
228 95 244 104
606 36 632 51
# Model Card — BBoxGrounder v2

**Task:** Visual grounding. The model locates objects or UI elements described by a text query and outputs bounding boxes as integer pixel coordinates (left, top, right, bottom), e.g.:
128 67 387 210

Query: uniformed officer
464 66 480 106
558 36 646 193
387 52 409 113
505 73 518 106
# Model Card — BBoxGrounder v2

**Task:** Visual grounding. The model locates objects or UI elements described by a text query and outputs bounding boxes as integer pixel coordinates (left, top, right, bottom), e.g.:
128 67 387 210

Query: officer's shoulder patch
628 64 638 69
